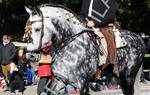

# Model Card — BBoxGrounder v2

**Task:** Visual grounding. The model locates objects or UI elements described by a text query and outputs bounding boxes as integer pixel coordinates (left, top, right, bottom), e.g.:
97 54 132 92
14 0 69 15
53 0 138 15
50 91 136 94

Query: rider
80 0 118 79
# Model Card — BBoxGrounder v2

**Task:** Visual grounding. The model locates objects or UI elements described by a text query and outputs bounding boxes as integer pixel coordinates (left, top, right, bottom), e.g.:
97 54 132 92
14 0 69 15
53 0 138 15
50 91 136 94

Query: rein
51 29 93 52
26 17 94 53
25 12 94 53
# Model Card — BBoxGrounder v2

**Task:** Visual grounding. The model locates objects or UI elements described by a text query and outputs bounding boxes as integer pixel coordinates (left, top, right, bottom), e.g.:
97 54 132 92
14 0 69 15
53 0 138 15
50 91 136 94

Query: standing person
26 53 36 85
80 0 118 79
37 53 53 95
147 37 150 53
26 61 36 85
0 34 17 91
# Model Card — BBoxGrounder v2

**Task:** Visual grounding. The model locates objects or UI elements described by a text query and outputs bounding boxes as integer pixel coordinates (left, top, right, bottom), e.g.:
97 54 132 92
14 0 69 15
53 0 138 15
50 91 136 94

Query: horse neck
51 17 85 44
41 6 85 40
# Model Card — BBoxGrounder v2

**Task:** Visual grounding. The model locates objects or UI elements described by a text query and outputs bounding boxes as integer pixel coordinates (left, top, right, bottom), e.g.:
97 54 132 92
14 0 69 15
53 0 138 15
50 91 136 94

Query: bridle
25 15 94 53
30 14 44 49
25 13 53 53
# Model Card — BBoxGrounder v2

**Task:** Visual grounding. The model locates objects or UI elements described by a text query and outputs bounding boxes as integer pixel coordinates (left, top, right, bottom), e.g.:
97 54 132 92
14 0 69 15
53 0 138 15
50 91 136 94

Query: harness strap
51 29 93 52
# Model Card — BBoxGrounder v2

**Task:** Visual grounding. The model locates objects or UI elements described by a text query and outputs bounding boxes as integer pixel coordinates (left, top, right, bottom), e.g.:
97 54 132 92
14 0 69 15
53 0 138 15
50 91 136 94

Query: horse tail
134 65 142 95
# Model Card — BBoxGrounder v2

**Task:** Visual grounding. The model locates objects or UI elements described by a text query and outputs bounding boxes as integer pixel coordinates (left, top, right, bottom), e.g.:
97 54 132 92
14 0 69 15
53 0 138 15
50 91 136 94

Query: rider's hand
86 20 95 28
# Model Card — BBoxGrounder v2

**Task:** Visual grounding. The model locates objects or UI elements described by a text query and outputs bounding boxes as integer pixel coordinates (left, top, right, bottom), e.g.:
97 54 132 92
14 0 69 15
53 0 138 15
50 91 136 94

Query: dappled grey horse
25 4 146 95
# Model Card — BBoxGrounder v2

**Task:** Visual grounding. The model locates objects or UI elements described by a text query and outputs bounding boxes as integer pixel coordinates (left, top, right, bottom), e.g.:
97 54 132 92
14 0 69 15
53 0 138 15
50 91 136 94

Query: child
17 48 28 85
26 53 37 85
9 62 25 95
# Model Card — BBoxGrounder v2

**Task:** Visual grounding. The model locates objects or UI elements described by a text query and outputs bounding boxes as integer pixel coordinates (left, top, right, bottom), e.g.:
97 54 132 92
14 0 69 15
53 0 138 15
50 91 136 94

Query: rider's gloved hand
86 20 95 28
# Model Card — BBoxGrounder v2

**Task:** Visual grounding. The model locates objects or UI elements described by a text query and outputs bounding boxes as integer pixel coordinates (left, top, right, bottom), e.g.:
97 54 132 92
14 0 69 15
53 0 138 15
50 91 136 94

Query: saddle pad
94 29 108 66
114 29 127 48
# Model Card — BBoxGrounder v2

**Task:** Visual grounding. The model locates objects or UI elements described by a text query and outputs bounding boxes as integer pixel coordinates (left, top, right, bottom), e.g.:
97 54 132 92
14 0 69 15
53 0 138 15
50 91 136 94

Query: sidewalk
91 83 150 95
0 85 37 95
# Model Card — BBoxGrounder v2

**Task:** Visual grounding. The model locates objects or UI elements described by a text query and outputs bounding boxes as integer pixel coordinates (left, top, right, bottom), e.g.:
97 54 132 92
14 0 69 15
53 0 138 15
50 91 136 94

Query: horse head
25 6 56 52
25 5 85 53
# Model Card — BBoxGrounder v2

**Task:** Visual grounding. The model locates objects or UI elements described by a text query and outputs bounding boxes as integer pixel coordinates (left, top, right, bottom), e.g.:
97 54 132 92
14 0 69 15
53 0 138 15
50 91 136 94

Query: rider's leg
95 63 109 80
95 67 102 80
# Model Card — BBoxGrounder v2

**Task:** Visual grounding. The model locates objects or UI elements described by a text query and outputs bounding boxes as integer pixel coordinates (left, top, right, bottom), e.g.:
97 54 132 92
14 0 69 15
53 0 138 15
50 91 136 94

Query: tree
0 0 149 41
117 0 150 34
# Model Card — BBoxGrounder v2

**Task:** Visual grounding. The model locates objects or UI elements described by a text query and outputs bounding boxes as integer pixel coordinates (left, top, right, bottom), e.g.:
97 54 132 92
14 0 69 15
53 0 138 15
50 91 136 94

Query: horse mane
37 4 87 45
38 3 84 24
50 17 74 45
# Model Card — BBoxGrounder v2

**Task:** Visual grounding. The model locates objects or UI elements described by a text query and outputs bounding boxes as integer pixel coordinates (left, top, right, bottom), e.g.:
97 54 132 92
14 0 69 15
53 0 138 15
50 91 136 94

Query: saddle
94 27 116 67
94 24 127 79
94 24 127 66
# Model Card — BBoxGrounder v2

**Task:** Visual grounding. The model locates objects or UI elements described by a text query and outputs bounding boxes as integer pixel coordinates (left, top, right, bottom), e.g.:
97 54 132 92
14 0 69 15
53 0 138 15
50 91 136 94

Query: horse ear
25 6 32 15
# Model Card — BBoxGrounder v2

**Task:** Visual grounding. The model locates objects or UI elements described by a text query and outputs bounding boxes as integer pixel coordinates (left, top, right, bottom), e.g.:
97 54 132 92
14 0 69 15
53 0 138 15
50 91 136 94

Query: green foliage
145 0 150 9
0 0 149 41
117 0 150 34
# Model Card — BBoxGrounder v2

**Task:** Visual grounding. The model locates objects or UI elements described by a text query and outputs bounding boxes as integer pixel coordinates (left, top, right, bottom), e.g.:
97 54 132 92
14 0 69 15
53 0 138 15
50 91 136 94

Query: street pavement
90 83 150 95
0 82 150 95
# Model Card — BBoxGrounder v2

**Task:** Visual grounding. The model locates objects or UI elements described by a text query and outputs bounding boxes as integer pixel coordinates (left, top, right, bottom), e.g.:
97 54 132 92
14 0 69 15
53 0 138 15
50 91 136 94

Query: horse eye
35 28 41 32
